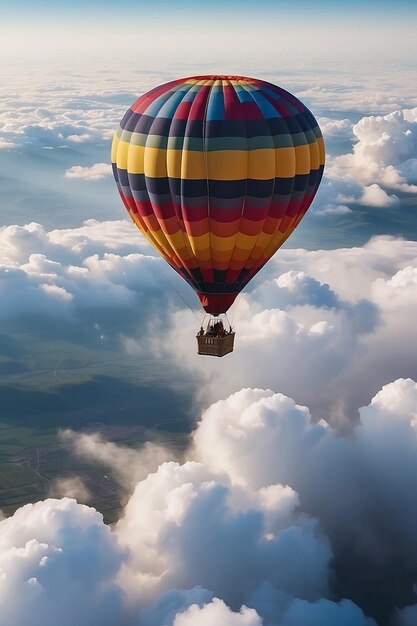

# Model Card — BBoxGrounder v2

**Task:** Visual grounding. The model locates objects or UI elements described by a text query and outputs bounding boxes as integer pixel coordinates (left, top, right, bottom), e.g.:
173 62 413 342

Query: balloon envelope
111 76 324 315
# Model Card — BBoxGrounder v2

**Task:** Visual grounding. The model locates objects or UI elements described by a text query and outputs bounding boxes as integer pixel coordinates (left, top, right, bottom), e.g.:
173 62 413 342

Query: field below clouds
1 60 417 625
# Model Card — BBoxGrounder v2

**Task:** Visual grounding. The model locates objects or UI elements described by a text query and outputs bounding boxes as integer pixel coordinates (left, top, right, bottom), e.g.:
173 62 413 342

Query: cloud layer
2 218 417 431
3 378 417 624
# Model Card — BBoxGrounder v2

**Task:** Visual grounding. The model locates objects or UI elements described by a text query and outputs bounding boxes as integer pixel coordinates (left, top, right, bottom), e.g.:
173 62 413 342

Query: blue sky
2 0 416 8
3 0 417 25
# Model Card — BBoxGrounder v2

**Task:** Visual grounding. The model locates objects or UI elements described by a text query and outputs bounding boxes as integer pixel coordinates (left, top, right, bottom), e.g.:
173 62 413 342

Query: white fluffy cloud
344 108 417 191
317 117 354 139
316 106 417 215
359 183 399 206
0 498 126 626
65 163 112 180
118 460 331 612
4 377 417 624
190 380 417 623
0 220 186 327
172 599 263 626
312 106 417 216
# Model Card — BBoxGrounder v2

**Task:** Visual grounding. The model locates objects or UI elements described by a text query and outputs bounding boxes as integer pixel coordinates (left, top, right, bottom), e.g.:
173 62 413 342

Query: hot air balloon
111 76 324 356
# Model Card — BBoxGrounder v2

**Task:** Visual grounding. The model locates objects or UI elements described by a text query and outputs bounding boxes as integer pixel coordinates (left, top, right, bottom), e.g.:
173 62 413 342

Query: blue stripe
207 91 225 121
247 90 281 118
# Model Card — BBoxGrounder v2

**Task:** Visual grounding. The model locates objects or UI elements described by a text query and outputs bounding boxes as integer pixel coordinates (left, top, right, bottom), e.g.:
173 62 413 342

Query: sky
1 0 417 67
1 2 417 626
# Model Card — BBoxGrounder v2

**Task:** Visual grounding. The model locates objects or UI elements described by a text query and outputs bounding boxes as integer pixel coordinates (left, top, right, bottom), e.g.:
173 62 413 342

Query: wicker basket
196 333 235 357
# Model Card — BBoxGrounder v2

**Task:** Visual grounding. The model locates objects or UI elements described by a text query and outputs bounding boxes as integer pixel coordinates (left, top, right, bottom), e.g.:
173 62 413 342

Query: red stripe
224 84 243 120
241 101 264 120
187 84 211 121
174 101 193 120
197 292 238 315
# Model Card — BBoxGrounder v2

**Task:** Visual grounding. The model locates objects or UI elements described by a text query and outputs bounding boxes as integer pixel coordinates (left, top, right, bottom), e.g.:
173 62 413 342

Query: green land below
0 329 193 523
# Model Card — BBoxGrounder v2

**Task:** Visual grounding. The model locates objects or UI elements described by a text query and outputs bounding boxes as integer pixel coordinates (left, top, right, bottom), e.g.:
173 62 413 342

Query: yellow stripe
211 248 237 263
183 79 214 86
207 149 249 180
234 232 259 251
111 134 120 164
183 79 254 86
294 144 310 175
115 136 130 170
209 233 238 252
144 145 168 177
254 231 274 250
317 137 325 165
186 232 211 260
231 247 253 262
157 228 189 250
308 140 320 171
274 147 295 178
114 140 321 179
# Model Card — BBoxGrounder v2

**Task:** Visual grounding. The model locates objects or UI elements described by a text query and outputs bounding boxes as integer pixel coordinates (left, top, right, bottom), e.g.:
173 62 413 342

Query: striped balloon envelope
111 76 325 315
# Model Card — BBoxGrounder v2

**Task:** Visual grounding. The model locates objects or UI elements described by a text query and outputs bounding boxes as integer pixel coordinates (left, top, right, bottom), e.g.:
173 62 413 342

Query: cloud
360 183 399 207
3 377 417 624
117 460 332 613
349 108 417 190
0 82 129 150
49 476 92 502
294 74 417 116
324 106 417 203
317 117 354 139
65 163 112 181
137 587 214 626
277 599 376 626
314 204 353 216
0 220 188 344
311 106 417 216
62 430 173 492
172 598 263 626
190 379 417 622
144 596 377 626
0 498 126 626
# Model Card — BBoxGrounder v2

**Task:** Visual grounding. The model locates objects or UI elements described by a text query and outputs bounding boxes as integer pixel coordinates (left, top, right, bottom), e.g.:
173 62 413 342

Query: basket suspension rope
149 258 200 323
